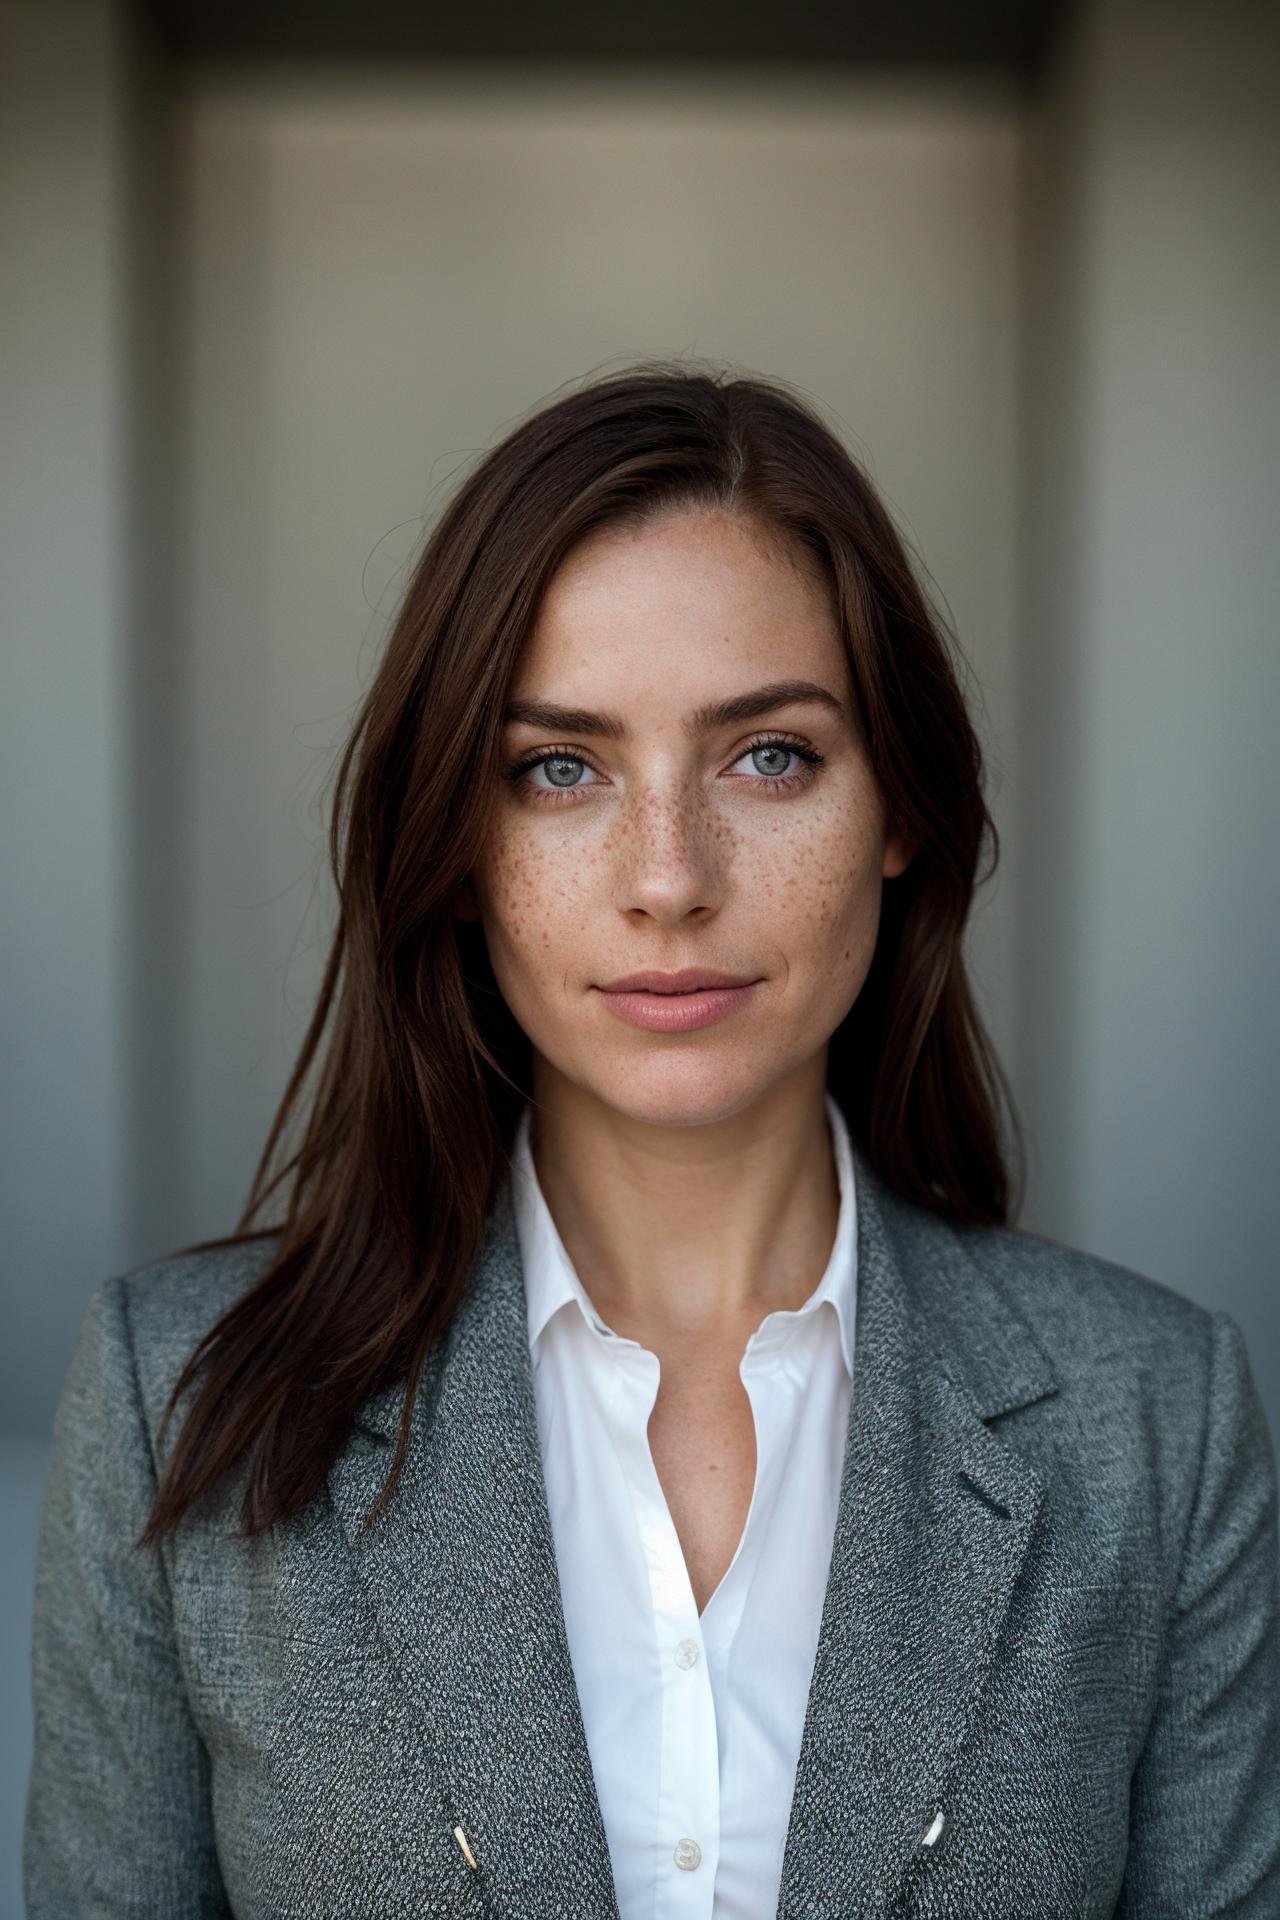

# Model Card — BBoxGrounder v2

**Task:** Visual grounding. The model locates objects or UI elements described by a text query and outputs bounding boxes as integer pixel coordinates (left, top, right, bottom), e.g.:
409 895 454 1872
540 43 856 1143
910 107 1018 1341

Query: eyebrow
501 678 847 740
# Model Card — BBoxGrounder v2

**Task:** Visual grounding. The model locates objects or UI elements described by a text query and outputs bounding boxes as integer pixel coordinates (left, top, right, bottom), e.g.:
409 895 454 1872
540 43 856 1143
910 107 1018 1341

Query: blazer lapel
321 1136 1057 1919
775 1149 1059 1919
325 1179 620 1918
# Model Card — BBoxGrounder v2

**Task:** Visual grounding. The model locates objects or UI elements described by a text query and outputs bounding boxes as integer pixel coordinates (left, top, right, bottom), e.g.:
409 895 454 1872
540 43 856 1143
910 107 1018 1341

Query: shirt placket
603 1339 721 1920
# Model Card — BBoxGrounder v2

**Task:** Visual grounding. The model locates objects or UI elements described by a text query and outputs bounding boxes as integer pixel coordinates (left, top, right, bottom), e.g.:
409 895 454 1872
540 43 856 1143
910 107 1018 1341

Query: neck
525 1065 840 1346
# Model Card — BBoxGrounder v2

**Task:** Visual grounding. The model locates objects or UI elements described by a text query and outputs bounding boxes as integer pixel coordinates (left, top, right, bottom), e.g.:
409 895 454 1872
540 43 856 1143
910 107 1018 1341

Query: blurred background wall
2 0 1277 1906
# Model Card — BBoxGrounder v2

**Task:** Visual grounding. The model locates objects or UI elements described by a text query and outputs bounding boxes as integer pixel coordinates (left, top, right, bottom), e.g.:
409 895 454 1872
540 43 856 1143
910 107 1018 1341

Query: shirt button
674 1638 700 1670
673 1838 702 1871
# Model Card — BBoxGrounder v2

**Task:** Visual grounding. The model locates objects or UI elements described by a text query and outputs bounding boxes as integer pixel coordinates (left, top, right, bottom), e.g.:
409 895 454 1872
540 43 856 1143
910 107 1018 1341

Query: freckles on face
481 722 880 985
760 781 890 995
467 507 900 1116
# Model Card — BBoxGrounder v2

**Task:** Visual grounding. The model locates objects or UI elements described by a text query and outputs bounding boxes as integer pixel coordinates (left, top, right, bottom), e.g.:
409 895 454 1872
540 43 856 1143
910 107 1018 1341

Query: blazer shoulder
103 1234 283 1444
948 1209 1220 1394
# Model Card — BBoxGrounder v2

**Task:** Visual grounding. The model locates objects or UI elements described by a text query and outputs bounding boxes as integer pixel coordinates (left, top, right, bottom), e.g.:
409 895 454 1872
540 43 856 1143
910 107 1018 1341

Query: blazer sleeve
23 1275 232 1917
1117 1308 1280 1917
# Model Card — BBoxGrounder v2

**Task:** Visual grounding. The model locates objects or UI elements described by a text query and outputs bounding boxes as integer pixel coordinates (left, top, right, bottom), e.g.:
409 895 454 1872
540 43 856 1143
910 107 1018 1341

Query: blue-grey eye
544 755 586 787
750 744 793 777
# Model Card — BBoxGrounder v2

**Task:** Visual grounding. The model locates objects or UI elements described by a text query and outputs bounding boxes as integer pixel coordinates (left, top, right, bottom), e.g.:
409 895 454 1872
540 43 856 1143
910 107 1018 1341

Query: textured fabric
23 1133 1280 1917
512 1089 857 1920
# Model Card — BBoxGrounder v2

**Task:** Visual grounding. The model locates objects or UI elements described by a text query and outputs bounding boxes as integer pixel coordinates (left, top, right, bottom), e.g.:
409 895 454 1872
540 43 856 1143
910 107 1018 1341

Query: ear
882 829 914 880
452 874 483 924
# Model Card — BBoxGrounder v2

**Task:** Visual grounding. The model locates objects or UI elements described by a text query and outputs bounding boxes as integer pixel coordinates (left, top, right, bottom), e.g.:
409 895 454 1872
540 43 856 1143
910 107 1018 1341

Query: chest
536 1310 848 1619
645 1344 759 1613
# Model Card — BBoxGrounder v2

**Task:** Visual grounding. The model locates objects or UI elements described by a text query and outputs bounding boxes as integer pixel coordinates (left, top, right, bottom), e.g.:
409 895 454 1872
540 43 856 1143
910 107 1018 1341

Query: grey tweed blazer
24 1143 1280 1918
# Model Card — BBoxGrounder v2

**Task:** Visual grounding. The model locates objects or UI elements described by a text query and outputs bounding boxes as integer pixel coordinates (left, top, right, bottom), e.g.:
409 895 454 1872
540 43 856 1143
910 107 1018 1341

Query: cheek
743 800 884 953
474 823 588 981
475 783 885 992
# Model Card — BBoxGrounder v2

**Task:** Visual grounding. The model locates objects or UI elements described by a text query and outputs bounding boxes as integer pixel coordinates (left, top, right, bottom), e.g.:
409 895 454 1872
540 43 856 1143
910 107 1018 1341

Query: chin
581 1060 780 1132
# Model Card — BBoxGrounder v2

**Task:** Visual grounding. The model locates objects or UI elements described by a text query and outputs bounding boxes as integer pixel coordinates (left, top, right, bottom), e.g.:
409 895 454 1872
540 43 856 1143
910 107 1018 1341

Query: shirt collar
511 1089 857 1375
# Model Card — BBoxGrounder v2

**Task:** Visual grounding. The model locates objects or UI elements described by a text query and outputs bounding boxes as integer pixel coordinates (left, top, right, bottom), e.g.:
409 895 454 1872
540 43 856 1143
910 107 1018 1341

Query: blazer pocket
179 1627 487 1919
182 1619 370 1701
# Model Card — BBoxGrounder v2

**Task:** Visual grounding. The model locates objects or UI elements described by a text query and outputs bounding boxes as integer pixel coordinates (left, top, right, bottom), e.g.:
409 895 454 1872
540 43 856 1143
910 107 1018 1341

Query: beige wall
176 69 1023 1239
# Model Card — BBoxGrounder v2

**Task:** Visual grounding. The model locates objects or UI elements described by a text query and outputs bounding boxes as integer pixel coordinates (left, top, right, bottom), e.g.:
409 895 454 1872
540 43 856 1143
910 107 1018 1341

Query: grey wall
0 1449 48 1920
1016 0 1280 1366
2 1 135 1430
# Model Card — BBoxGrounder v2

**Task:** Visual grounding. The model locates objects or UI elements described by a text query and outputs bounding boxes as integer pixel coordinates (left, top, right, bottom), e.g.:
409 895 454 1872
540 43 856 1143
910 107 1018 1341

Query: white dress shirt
510 1091 858 1920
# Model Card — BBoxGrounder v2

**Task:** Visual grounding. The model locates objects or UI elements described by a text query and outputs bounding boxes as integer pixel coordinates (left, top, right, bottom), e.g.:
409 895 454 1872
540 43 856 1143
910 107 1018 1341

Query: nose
614 780 722 924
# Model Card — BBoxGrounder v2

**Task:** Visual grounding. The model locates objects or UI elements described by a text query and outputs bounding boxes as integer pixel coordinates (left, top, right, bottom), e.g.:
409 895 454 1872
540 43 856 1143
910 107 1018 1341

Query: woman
25 363 1279 1918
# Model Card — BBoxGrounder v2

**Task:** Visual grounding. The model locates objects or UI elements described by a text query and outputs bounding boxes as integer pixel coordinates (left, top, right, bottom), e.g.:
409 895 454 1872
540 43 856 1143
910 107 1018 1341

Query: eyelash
502 731 826 807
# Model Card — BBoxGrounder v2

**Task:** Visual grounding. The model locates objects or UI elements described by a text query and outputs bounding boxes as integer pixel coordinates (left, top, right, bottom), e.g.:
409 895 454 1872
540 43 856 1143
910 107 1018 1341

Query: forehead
517 508 843 696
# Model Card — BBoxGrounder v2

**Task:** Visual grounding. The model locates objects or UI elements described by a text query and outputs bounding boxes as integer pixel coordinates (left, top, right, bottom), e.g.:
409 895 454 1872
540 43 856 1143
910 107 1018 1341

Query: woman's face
456 507 911 1129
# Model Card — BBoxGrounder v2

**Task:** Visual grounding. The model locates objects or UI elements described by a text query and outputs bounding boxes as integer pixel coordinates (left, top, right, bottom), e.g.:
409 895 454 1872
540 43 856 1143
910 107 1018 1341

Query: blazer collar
330 1136 1058 1916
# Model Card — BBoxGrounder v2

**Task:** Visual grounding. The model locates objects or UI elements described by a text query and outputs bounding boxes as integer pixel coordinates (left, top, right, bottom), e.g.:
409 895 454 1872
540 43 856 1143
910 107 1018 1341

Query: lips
597 968 760 994
596 976 761 1033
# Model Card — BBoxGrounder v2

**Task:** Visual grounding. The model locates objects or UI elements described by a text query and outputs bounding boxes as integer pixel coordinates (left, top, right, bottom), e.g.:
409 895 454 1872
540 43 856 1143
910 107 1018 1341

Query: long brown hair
138 358 1022 1548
